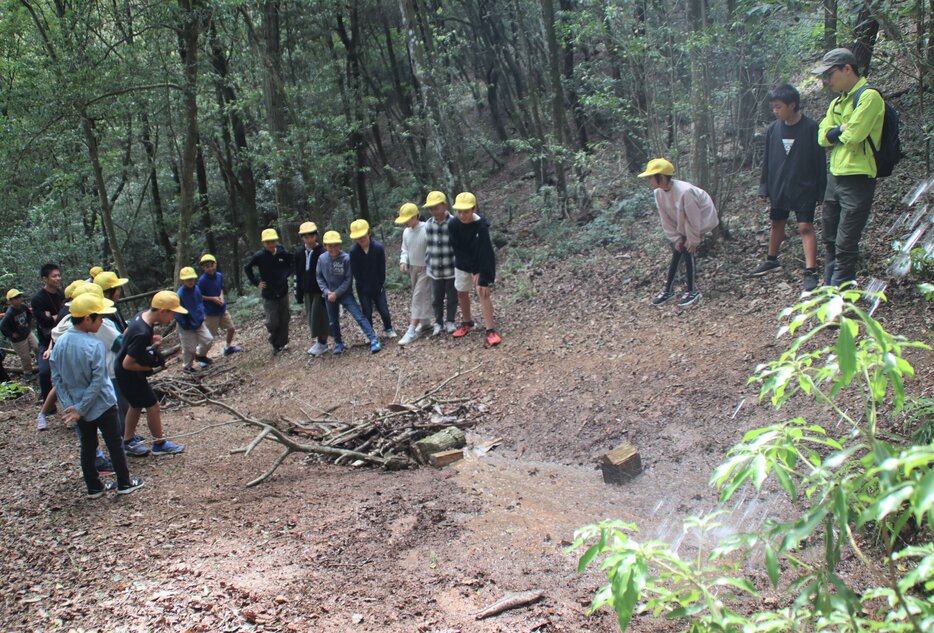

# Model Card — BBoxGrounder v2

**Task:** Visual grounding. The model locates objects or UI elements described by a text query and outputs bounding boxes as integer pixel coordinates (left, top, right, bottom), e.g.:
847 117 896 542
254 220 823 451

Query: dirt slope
1 196 931 632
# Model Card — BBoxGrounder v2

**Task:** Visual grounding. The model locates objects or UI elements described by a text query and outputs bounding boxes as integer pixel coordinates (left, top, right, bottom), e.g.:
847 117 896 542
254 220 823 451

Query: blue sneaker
151 440 185 456
370 339 382 354
332 343 346 355
224 345 242 355
124 438 150 457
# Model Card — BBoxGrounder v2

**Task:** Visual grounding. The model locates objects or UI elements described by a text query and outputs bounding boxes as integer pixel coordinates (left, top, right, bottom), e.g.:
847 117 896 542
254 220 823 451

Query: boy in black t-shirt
115 291 188 457
752 84 827 291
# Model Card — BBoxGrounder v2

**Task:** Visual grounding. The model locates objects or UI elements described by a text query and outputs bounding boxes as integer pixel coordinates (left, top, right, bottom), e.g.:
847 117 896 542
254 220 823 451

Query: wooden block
429 449 464 468
600 441 642 485
414 426 466 464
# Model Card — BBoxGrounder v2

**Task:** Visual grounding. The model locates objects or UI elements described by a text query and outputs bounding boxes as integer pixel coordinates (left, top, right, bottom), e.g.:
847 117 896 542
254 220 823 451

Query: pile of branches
179 365 482 486
152 365 241 409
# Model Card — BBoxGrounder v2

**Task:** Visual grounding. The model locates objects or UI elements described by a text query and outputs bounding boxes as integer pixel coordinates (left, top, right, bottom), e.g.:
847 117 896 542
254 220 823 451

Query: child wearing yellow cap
639 159 719 308
396 204 433 345
348 219 396 339
176 267 215 372
245 228 294 355
1 289 39 376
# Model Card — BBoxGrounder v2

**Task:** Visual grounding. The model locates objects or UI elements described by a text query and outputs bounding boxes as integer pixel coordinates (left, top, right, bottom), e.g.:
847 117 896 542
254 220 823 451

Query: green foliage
903 397 934 446
572 287 934 632
0 381 31 400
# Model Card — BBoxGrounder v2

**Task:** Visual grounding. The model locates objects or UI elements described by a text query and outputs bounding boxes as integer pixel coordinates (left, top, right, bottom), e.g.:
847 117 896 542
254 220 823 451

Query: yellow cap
93 271 129 290
637 158 675 178
422 191 447 208
72 283 108 300
452 192 477 211
349 219 370 240
151 290 188 314
179 266 198 280
70 293 117 317
298 221 318 235
5 288 23 301
200 253 216 264
63 281 81 299
322 230 342 245
88 266 103 278
261 228 280 242
395 203 419 225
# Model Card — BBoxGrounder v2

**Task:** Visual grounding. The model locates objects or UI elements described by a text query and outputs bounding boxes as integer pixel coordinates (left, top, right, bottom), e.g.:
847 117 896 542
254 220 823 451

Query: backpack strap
850 85 882 155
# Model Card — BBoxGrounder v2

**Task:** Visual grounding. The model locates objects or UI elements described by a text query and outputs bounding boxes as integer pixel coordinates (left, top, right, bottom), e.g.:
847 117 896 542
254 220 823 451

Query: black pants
664 246 696 292
37 343 53 404
432 277 457 325
78 406 130 493
262 295 291 349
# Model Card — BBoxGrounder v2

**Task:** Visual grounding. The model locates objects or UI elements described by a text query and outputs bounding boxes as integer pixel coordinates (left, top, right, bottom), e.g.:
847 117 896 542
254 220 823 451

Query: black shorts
115 371 157 409
770 207 815 223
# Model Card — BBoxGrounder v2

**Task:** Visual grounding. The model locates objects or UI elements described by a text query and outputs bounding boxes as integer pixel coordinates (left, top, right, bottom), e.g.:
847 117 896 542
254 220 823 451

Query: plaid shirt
425 214 456 279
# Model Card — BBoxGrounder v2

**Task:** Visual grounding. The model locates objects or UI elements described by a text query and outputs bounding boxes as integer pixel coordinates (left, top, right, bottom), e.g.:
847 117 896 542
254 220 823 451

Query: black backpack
850 85 902 178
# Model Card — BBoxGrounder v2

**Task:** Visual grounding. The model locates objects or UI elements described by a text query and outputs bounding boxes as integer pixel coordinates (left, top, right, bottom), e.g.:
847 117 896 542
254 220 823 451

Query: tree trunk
81 115 128 279
852 6 879 76
688 0 713 193
141 115 174 275
174 0 201 281
336 6 371 222
196 142 218 256
824 0 837 50
541 0 568 198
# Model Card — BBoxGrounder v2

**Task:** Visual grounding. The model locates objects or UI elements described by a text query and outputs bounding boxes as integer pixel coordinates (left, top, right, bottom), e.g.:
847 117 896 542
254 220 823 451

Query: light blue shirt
50 328 116 421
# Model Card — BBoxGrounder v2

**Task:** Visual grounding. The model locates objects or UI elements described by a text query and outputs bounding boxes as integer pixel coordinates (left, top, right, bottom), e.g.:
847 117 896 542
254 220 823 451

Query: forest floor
1 173 933 632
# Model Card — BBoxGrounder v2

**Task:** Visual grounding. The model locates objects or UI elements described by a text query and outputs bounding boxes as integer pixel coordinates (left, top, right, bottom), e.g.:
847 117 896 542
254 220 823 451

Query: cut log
600 441 642 485
429 449 464 468
414 426 466 464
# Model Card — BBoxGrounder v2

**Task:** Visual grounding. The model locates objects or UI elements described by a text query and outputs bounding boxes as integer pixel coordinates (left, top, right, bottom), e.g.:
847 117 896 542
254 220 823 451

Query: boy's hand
400 263 407 273
258 281 267 290
757 195 768 203
152 334 163 347
686 242 698 254
674 238 684 252
327 292 337 302
42 349 51 360
62 406 80 425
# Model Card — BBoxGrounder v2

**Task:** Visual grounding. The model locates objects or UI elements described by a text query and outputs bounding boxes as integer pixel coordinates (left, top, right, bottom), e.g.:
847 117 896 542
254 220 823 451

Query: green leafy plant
571 286 934 632
0 381 30 400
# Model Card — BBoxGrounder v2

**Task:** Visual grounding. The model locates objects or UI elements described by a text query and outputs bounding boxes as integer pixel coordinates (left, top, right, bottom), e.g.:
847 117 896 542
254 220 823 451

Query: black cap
811 48 857 75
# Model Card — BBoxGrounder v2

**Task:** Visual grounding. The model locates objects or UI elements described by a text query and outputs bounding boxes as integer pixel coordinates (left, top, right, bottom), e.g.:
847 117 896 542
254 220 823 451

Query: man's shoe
432 323 443 336
332 343 346 355
96 456 115 476
444 321 457 334
452 322 473 338
678 291 702 307
117 477 145 495
37 412 48 431
750 260 781 276
385 329 398 339
803 270 819 292
182 365 196 374
398 327 419 346
485 329 502 347
87 481 116 499
224 345 242 355
651 290 676 306
195 355 212 365
151 440 185 456
197 361 210 369
370 339 382 354
124 439 150 457
308 341 328 356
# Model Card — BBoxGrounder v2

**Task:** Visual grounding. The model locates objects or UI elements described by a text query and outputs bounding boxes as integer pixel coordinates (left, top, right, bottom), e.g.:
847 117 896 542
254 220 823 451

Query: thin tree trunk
175 0 201 280
196 142 218 256
852 6 879 76
81 115 128 278
824 0 837 50
141 115 174 274
541 0 568 198
688 0 712 192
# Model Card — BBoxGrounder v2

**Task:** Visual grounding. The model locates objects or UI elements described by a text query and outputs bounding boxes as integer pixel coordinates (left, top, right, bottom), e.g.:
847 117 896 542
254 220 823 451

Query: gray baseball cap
811 48 857 75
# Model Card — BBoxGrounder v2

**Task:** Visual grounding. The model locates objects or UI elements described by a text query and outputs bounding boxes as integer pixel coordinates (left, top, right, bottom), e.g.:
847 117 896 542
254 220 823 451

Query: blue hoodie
316 251 353 299
175 284 206 330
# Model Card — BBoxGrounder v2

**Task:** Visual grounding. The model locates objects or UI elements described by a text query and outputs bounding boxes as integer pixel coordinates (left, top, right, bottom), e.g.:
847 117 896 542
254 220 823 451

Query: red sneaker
452 323 473 338
485 330 502 347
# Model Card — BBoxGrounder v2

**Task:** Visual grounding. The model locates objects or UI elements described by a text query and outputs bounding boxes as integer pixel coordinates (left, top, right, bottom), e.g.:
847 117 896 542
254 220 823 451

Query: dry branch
474 590 545 620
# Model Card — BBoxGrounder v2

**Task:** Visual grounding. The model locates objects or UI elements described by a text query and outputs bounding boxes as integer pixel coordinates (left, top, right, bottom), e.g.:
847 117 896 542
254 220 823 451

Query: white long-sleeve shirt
400 221 428 267
654 179 719 247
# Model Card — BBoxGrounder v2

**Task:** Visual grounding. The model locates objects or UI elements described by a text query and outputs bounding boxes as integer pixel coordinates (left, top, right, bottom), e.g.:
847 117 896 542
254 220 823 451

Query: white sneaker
432 323 443 336
308 341 328 356
398 327 419 346
37 412 48 431
445 321 457 334
385 329 398 339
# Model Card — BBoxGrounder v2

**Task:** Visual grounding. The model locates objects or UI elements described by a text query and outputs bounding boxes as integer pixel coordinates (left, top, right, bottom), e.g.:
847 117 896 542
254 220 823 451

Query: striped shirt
425 213 456 280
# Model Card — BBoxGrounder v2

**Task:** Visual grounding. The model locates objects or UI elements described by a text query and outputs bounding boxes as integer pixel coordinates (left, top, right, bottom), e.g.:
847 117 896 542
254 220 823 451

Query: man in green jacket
813 47 885 287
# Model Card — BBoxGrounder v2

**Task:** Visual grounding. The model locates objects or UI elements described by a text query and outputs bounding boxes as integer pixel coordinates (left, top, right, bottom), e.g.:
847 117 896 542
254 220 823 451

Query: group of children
247 189 502 357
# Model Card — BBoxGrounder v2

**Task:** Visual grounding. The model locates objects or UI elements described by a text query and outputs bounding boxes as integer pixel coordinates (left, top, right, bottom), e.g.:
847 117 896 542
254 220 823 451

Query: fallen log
474 590 545 620
428 449 464 468
414 426 466 464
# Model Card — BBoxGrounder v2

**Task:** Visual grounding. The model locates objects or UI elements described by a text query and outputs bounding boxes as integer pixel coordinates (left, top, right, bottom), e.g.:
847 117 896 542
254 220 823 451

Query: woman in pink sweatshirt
639 158 719 307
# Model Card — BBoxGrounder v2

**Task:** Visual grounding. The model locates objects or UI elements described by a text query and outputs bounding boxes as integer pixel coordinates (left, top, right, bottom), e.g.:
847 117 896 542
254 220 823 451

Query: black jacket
0 305 33 342
758 115 827 213
31 288 64 348
294 243 325 302
448 214 496 286
245 246 294 300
